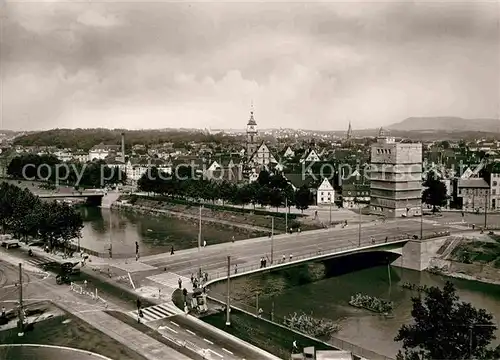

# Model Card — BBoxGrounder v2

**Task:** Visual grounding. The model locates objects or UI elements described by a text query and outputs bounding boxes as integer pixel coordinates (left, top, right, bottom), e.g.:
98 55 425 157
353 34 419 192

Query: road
0 248 275 360
139 218 458 281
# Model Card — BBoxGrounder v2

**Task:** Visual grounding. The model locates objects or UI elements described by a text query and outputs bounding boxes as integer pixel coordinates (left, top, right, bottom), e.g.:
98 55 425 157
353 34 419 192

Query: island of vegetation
349 293 394 314
282 312 340 339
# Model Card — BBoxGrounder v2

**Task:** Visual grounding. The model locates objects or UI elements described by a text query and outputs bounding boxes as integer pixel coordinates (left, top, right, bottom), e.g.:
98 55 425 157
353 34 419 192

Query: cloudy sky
0 0 498 131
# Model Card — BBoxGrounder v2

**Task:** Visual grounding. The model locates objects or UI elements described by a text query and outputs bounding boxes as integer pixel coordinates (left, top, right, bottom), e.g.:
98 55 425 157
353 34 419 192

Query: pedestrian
178 278 182 289
204 272 208 282
190 274 194 283
293 340 299 353
135 241 139 255
263 258 267 267
135 252 139 261
298 228 301 233
84 280 88 288
260 257 264 268
289 254 293 261
203 240 207 248
231 235 235 243
472 224 475 230
170 246 174 255
1 306 5 318
385 236 388 243
136 298 141 310
234 264 238 274
371 236 375 244
282 254 286 263
258 308 263 317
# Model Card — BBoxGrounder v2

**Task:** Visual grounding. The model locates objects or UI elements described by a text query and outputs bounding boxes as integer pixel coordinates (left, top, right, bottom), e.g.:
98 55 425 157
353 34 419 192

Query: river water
77 207 250 256
80 208 500 358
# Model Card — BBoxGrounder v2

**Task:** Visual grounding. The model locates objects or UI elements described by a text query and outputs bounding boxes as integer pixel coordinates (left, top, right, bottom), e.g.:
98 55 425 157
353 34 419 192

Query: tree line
137 168 314 212
0 182 83 249
13 128 242 152
7 154 126 189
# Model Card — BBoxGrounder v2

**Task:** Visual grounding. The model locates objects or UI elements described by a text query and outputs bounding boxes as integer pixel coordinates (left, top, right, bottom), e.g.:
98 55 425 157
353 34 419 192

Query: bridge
38 192 104 206
115 219 459 360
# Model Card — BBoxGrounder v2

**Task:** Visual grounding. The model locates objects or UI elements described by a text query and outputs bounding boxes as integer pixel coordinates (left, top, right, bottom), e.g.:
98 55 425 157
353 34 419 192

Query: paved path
1 246 281 360
0 256 192 360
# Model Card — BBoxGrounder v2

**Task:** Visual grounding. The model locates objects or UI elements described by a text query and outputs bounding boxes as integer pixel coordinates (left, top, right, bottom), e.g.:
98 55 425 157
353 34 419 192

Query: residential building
249 142 277 168
89 143 121 161
316 178 335 204
300 149 321 163
341 176 370 208
369 128 422 217
480 162 500 210
456 178 489 211
73 150 89 163
283 146 295 158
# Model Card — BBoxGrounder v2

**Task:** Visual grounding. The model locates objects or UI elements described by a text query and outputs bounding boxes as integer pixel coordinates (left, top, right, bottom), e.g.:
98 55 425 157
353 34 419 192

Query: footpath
0 250 192 360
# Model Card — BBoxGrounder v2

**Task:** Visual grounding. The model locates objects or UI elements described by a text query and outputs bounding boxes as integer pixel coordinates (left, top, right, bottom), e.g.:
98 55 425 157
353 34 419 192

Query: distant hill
388 117 500 133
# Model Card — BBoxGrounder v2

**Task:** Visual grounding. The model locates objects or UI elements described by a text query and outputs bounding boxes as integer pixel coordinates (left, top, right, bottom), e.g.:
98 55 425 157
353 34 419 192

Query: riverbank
114 195 323 233
428 233 500 286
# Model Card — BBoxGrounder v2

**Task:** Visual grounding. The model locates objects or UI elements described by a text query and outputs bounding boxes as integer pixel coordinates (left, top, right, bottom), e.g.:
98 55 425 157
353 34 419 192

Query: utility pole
285 198 288 231
271 217 274 264
225 255 231 326
329 201 332 225
108 210 112 259
17 263 24 337
198 205 202 277
484 192 488 229
198 205 202 251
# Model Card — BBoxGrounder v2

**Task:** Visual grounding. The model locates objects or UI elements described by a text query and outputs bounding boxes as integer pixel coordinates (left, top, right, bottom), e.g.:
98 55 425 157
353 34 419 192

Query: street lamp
270 216 274 264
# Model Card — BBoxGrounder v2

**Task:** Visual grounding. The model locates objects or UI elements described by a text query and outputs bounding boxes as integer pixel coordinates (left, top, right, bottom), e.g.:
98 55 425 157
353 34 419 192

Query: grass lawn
451 235 500 268
0 311 146 360
202 309 334 359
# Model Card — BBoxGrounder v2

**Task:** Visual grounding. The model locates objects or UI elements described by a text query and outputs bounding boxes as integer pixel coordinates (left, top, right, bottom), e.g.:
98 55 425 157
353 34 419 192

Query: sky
0 0 499 131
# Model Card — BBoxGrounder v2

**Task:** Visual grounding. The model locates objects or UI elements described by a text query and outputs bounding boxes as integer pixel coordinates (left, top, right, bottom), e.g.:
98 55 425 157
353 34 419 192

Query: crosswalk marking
26 258 50 267
146 272 193 292
128 303 179 322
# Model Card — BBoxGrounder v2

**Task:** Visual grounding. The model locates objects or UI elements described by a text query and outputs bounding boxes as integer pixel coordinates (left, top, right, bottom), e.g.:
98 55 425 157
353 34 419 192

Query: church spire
346 121 352 140
247 101 256 126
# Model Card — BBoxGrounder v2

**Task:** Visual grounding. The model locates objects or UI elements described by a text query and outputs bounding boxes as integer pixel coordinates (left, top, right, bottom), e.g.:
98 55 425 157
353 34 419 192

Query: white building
283 146 295 158
89 143 122 161
249 142 277 167
317 178 335 204
300 149 321 163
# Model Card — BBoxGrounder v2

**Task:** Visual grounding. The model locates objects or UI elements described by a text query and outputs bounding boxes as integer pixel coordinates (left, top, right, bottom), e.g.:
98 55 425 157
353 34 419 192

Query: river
79 208 500 358
77 207 250 256
209 256 500 359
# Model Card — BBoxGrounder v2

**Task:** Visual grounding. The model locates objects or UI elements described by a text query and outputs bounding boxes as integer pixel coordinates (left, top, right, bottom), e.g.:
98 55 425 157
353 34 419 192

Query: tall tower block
369 128 422 218
246 105 258 159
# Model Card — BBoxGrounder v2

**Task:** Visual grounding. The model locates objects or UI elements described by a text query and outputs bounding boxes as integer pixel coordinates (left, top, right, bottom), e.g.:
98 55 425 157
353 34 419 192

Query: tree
422 171 448 212
295 186 312 213
38 201 83 249
257 170 271 187
269 187 284 210
395 281 500 360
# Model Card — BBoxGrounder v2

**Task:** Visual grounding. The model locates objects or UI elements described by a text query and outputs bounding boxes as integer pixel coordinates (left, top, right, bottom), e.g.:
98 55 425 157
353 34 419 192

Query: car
61 262 81 275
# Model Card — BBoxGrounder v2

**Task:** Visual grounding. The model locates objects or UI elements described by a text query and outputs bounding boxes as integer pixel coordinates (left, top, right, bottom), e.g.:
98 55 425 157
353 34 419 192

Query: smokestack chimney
121 132 125 163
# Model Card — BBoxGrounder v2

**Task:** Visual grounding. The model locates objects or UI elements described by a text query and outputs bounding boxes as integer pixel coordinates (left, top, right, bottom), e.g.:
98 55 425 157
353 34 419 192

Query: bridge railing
203 231 450 283
204 235 408 282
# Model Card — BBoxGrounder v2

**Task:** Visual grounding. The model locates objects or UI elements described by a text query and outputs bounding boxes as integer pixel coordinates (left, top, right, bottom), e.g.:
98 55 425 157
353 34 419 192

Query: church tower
246 104 258 158
346 121 352 141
